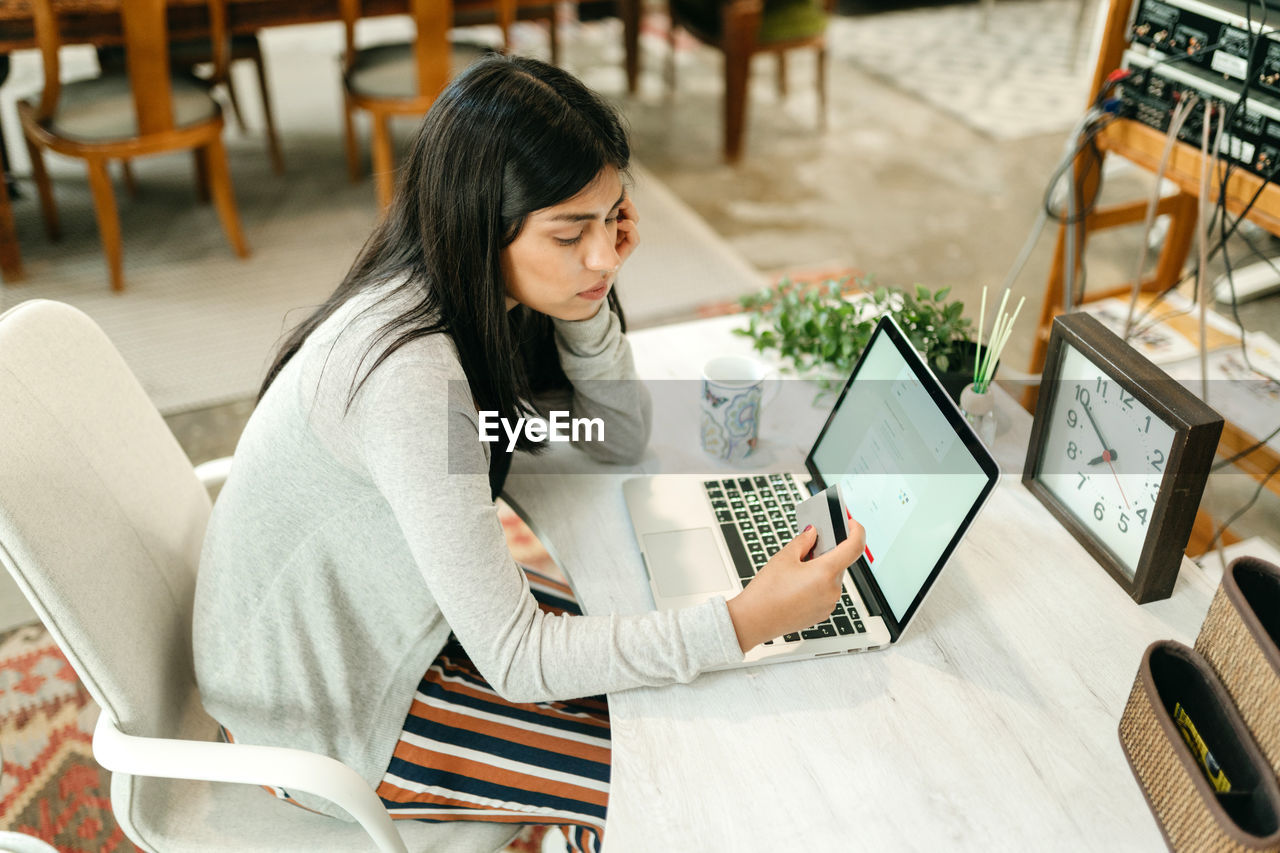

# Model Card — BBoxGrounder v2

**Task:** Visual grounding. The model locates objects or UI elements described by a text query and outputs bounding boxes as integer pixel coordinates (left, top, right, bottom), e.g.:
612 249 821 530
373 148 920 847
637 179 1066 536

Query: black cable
1206 455 1280 554
1219 225 1280 385
1207 0 1266 275
1042 114 1115 226
1046 36 1246 295
1231 226 1280 281
1126 156 1280 337
1119 1 1273 330
1213 422 1280 470
1211 0 1264 214
1117 37 1231 100
1079 133 1113 300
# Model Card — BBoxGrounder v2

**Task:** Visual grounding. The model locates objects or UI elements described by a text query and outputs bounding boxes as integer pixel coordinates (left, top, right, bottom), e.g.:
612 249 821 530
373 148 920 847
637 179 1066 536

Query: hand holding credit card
724 489 866 652
794 484 861 561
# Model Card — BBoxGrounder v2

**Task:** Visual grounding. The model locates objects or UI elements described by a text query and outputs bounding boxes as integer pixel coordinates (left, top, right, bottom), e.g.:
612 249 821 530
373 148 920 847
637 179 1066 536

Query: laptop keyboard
704 475 868 644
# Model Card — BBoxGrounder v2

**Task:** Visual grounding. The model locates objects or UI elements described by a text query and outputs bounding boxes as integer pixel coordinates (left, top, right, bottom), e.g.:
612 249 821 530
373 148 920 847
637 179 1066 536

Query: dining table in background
0 0 639 284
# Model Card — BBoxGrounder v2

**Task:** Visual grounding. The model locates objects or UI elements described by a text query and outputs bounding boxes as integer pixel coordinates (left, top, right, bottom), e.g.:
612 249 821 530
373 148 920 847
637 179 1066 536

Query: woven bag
1119 641 1280 851
1196 557 1280 779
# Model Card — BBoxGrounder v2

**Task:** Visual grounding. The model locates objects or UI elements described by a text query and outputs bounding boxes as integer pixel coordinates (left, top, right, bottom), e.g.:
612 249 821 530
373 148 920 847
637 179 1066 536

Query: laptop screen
805 316 998 630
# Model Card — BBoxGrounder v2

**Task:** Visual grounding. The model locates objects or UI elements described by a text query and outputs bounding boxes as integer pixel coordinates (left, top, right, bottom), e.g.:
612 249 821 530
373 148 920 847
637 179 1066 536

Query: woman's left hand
614 196 640 269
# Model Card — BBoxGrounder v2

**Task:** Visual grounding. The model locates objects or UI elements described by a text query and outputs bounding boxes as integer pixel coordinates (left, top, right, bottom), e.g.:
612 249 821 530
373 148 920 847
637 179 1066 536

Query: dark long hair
259 55 631 452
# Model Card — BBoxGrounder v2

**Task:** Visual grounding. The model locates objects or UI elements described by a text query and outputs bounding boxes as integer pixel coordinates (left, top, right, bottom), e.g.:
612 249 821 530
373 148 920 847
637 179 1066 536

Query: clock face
1036 343 1178 578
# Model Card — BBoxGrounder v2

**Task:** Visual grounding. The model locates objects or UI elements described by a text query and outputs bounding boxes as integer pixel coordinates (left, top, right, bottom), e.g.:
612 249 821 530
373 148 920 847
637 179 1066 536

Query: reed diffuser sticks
973 286 1025 394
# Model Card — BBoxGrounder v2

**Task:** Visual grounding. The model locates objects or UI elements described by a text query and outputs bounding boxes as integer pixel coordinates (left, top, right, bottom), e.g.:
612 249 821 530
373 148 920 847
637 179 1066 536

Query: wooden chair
17 0 249 293
100 33 286 176
667 0 834 162
340 0 493 211
454 0 560 65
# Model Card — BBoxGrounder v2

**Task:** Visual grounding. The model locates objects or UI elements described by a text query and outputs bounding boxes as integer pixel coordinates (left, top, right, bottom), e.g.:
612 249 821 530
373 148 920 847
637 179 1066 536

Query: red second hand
1104 450 1130 510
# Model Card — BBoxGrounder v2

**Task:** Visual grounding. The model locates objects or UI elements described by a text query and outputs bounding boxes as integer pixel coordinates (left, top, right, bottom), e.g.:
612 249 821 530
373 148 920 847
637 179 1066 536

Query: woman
193 55 863 852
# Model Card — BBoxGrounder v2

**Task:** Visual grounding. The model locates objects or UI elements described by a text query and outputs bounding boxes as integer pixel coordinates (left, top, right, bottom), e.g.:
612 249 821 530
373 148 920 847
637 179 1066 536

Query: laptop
622 315 1001 668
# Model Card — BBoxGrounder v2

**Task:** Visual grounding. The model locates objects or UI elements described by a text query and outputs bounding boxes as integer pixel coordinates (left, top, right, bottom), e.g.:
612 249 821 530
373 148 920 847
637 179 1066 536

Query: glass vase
959 382 997 447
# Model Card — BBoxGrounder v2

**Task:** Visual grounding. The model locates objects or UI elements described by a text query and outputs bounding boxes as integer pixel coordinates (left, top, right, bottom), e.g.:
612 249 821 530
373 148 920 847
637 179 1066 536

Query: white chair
0 300 518 853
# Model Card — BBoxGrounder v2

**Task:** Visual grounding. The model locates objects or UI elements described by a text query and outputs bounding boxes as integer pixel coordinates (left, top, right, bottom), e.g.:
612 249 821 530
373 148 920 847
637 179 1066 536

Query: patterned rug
0 507 558 851
0 624 133 852
832 0 1096 138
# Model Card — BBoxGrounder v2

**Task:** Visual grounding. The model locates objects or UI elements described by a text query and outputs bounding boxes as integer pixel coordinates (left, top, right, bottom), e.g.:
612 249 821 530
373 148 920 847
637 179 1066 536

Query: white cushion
24 73 219 143
345 42 490 100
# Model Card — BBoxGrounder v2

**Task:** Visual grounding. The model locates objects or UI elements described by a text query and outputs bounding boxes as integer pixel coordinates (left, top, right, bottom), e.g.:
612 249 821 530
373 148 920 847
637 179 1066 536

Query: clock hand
1105 452 1131 510
1087 449 1119 466
1081 400 1113 456
1080 401 1130 509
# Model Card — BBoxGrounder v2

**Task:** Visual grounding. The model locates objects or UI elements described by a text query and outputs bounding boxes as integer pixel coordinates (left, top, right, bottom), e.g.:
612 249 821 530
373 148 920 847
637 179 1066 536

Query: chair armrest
93 714 408 853
192 456 233 490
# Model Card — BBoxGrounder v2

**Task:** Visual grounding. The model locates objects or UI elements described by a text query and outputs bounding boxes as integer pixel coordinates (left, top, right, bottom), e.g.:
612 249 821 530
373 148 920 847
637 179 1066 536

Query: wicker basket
1119 641 1280 851
1196 557 1280 780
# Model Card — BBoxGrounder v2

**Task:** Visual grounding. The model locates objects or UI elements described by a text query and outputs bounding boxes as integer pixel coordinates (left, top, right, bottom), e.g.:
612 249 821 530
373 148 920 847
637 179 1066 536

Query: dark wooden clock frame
1022 312 1224 604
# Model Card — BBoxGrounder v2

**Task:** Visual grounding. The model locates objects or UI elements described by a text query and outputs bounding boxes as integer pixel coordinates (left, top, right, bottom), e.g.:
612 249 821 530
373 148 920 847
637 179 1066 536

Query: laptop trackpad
644 528 733 598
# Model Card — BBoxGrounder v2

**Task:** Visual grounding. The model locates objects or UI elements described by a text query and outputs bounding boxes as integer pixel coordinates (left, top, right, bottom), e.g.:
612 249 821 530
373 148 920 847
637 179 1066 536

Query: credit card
794 484 848 558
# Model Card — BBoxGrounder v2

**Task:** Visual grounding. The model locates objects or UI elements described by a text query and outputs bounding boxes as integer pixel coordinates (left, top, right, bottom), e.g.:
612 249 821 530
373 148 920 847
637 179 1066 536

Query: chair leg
0 174 24 282
23 135 60 241
723 48 752 163
777 51 787 98
202 137 250 258
223 72 248 134
666 6 677 94
193 150 211 203
548 11 560 66
721 3 761 163
817 44 828 132
370 112 395 212
343 93 361 182
85 157 125 292
120 159 137 198
251 43 285 174
621 0 641 95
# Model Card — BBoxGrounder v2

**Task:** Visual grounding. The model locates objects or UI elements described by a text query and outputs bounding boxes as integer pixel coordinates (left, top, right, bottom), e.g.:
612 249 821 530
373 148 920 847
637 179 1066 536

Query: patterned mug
700 355 776 462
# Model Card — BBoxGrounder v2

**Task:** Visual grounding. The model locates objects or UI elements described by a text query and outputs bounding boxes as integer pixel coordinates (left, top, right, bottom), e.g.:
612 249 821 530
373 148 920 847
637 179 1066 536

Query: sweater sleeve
549 305 652 465
353 343 742 704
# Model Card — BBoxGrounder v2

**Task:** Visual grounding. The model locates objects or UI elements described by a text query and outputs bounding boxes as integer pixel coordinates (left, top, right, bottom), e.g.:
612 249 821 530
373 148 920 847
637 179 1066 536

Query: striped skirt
374 568 611 853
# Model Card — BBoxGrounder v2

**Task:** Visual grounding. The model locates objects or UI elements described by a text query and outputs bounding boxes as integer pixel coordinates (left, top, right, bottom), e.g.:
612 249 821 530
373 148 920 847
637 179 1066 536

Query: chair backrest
0 300 213 741
29 0 229 133
339 0 453 98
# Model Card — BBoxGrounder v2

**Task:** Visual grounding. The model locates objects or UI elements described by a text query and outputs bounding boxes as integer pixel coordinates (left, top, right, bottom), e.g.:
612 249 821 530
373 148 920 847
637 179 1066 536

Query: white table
504 313 1220 852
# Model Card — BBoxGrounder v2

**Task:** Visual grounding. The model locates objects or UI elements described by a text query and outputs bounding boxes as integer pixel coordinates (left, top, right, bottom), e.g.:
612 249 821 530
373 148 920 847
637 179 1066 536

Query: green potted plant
735 276 980 401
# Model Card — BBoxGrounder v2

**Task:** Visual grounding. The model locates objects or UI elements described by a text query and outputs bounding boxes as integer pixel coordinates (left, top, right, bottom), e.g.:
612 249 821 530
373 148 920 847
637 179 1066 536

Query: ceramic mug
700 355 776 462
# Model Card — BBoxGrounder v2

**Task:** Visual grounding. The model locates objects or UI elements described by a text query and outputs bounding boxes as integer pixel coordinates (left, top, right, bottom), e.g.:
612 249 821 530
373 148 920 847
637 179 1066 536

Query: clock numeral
1136 507 1148 526
1120 390 1134 409
1150 449 1164 472
1096 377 1108 397
1077 471 1087 490
1075 385 1091 407
1143 415 1151 434
1093 501 1105 521
1067 441 1078 460
1066 409 1078 429
1118 513 1129 533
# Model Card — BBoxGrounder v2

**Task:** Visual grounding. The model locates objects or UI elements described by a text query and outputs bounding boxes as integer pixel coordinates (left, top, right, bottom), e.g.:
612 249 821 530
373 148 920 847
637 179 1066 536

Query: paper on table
1162 330 1280 453
1079 294 1241 365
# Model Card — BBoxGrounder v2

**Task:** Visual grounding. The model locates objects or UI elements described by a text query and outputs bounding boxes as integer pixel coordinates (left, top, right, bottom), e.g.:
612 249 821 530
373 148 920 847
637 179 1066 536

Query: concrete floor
164 4 1280 552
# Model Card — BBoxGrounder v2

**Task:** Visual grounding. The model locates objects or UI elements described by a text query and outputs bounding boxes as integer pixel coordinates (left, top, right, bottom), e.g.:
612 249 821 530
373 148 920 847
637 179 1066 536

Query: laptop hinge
847 556 901 641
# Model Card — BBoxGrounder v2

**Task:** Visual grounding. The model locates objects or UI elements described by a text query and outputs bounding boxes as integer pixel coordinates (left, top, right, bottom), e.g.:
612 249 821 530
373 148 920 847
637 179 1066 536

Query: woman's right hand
724 520 867 653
